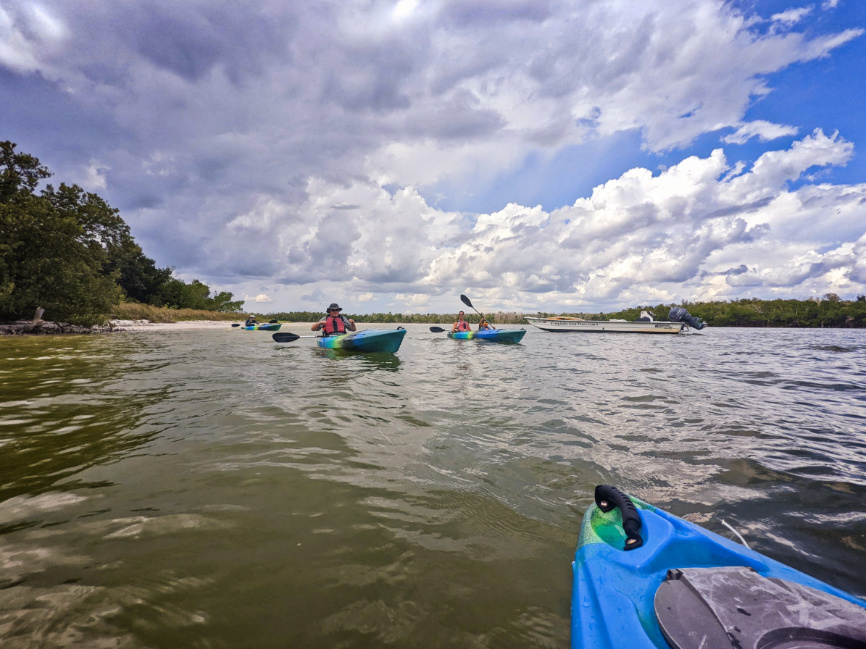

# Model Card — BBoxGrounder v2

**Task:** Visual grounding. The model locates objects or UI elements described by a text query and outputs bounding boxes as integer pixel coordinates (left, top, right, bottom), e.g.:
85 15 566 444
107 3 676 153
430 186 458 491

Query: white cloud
244 294 273 303
771 7 813 27
392 0 419 21
0 2 67 73
247 131 865 310
722 121 799 145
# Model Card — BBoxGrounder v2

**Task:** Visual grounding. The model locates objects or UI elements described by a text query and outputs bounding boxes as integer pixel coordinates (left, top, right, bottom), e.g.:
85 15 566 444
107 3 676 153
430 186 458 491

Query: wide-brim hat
327 303 342 311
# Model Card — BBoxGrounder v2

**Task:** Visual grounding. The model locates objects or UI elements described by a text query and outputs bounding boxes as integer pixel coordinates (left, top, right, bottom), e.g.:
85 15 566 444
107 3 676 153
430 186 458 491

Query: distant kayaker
477 318 494 331
312 303 356 336
245 316 257 327
452 311 470 333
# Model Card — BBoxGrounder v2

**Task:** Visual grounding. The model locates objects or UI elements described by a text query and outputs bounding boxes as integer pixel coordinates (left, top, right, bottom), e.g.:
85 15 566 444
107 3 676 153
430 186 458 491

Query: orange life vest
455 320 470 331
322 315 346 336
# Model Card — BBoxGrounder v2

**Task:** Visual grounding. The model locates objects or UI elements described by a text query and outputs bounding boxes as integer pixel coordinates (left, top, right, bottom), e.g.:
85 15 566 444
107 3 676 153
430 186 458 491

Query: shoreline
3 319 863 336
109 319 247 332
0 319 255 335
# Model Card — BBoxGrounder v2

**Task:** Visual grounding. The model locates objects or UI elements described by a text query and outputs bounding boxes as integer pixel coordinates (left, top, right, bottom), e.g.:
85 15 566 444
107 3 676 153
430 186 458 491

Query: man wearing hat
312 303 356 336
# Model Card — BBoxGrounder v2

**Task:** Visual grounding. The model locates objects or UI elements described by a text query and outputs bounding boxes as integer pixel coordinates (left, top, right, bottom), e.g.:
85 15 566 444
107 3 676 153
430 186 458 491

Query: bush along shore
561 296 866 328
0 304 246 335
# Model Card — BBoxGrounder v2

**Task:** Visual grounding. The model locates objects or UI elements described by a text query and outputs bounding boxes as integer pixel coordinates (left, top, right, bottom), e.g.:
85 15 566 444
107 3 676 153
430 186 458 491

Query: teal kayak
316 328 406 353
573 485 866 649
446 328 526 343
241 323 281 331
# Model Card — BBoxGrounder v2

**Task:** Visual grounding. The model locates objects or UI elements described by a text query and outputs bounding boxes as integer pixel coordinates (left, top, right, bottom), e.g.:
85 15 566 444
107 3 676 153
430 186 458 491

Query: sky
2 0 865 315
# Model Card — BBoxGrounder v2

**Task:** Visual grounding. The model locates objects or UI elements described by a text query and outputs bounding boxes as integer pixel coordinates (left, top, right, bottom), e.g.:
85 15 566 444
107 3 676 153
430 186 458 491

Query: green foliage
682 297 865 328
209 291 245 313
551 298 866 328
156 279 244 312
0 141 50 200
104 235 173 304
0 140 243 326
0 147 124 326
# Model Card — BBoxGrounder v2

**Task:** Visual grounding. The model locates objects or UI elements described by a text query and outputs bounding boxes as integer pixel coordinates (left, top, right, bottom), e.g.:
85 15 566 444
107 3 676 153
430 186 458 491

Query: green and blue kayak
447 328 526 343
241 323 281 331
317 328 406 353
573 485 866 649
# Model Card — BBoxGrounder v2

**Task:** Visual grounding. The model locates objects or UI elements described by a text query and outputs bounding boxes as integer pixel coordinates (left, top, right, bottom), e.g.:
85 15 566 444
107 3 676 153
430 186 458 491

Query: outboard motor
668 306 706 330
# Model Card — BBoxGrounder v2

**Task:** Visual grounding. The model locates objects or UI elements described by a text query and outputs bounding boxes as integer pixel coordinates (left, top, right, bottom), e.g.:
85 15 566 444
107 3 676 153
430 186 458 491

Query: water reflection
315 348 403 372
0 336 165 506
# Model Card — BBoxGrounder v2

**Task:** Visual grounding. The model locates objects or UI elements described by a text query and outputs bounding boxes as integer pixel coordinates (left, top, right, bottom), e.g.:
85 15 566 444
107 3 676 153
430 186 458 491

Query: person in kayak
477 318 495 331
312 303 356 336
245 315 257 327
452 311 471 333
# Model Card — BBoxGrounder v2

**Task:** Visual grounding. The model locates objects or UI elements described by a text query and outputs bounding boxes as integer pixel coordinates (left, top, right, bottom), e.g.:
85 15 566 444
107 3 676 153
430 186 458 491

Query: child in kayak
477 318 494 330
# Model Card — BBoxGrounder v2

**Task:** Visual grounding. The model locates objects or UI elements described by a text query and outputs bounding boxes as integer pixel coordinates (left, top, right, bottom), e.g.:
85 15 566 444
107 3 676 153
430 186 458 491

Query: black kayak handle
594 485 644 551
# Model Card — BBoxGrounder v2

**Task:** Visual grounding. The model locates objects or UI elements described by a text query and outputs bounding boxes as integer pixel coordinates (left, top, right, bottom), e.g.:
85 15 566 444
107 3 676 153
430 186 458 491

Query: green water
1 324 864 647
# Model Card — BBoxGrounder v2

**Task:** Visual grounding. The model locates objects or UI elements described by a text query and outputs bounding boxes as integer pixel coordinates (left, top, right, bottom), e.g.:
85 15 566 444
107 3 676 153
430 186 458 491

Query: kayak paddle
460 294 496 329
429 326 446 333
272 333 314 343
231 323 241 327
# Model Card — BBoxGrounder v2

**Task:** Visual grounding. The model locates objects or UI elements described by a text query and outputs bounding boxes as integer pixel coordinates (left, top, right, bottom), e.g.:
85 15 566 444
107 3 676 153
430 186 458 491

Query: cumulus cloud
1 0 864 311
253 131 865 310
244 294 273 303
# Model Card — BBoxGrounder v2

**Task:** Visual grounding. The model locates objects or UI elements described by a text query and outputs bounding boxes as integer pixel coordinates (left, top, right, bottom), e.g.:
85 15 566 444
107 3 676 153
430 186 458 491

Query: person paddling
451 311 471 333
245 315 257 327
477 318 495 331
312 303 356 337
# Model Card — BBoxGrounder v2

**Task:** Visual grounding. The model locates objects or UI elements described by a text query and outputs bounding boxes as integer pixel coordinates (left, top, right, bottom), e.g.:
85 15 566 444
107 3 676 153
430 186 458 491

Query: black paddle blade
272 332 300 343
269 319 278 323
460 294 473 308
429 326 445 333
231 323 241 327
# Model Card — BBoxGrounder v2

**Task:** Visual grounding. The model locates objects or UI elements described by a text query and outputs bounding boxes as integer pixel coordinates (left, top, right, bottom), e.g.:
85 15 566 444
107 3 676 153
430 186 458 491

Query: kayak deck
446 329 526 343
317 328 406 353
572 486 866 649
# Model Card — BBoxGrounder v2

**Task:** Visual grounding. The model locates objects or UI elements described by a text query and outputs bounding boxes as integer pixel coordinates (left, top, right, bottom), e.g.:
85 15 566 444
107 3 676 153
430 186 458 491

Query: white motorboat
524 309 705 334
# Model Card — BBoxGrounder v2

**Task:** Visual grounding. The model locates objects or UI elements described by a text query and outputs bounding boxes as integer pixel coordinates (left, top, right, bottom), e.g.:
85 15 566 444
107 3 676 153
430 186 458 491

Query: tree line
1 141 243 326
268 298 865 328
546 295 866 328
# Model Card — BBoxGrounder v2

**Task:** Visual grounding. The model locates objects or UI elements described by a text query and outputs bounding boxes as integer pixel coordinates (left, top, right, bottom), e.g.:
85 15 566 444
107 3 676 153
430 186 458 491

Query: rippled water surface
1 324 865 648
